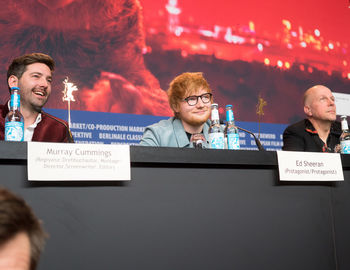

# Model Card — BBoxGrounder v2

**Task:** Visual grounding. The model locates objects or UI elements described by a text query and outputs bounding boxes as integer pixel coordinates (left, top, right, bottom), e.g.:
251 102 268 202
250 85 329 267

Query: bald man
282 85 341 152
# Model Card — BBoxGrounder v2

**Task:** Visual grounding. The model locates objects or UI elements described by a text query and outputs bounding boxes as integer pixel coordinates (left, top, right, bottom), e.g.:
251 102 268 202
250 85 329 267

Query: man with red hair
141 72 213 147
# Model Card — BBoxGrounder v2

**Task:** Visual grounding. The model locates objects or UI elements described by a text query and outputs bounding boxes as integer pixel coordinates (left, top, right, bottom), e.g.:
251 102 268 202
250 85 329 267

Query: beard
180 110 210 127
21 89 49 113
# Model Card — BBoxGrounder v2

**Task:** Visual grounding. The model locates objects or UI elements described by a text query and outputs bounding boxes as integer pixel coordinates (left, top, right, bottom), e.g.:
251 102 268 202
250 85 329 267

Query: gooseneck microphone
235 126 265 151
219 119 265 151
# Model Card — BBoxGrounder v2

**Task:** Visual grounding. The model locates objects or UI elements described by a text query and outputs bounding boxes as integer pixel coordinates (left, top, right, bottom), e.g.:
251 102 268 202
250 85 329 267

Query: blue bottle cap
10 87 20 90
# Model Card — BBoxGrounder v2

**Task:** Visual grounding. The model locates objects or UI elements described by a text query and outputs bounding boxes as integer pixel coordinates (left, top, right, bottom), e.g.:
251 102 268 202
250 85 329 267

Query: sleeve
282 125 305 151
39 112 74 143
139 126 160 146
54 120 74 143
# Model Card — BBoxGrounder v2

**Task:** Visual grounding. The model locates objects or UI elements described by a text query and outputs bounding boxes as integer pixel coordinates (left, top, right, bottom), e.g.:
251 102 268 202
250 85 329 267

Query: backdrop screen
1 0 349 148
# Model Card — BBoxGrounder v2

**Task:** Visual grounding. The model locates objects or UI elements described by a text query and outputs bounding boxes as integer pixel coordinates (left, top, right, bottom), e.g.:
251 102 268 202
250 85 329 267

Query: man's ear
173 103 180 114
8 75 19 89
304 105 312 117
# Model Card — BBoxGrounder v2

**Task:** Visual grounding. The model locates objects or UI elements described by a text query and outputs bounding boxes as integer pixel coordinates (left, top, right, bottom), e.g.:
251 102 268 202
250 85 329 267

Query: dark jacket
0 103 74 143
282 119 341 152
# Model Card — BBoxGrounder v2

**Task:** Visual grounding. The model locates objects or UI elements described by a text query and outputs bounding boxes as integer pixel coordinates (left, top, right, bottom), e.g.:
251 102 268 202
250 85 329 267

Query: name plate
28 142 130 181
333 92 350 116
277 151 344 181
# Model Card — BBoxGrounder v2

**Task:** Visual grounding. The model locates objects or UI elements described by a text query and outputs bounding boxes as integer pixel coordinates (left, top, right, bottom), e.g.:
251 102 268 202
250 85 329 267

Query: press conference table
1 141 350 270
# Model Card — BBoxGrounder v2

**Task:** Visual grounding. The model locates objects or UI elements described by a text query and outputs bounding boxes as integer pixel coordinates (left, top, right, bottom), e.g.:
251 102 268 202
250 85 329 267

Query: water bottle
340 115 350 154
225 105 240 150
208 103 225 149
5 87 24 141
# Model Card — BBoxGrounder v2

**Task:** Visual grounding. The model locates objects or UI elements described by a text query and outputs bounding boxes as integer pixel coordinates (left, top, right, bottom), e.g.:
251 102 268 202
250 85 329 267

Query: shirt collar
305 119 318 134
304 119 340 136
173 118 191 147
7 100 42 128
28 113 42 129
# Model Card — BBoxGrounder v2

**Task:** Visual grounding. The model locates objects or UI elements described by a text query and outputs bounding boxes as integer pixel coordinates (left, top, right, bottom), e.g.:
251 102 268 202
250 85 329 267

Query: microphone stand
236 126 265 151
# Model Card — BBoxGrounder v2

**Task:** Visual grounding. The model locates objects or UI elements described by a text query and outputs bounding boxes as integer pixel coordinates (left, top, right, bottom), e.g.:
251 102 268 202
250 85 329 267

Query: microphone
236 126 265 151
190 133 206 149
219 119 265 151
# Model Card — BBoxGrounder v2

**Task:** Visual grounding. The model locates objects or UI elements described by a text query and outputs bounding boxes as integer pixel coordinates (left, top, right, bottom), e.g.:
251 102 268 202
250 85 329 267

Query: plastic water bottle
225 105 240 150
5 87 24 141
340 115 350 154
208 103 225 149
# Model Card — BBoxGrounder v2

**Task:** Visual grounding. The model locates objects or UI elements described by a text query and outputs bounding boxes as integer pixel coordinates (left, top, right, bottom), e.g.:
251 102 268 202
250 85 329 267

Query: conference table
1 141 350 270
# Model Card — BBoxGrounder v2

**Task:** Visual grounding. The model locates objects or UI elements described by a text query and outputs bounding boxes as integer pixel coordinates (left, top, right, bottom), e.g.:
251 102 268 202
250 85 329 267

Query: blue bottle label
10 93 20 108
226 110 234 122
209 133 225 149
227 133 240 150
5 122 24 141
341 140 350 154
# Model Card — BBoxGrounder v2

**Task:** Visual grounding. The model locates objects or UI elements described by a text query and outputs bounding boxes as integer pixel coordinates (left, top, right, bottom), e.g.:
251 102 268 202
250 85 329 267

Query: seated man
140 72 212 147
0 186 46 270
0 53 74 142
282 85 341 152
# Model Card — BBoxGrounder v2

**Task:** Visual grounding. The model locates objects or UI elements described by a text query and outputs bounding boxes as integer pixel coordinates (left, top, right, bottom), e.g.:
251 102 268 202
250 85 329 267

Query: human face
0 232 31 270
304 86 336 122
10 63 52 113
175 88 212 132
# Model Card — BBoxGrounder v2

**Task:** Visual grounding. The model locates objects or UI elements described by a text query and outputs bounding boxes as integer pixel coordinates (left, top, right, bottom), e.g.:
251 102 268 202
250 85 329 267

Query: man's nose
196 97 205 107
39 77 49 88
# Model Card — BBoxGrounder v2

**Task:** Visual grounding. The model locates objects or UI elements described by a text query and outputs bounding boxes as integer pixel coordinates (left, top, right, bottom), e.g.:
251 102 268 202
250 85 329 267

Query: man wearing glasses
140 72 213 147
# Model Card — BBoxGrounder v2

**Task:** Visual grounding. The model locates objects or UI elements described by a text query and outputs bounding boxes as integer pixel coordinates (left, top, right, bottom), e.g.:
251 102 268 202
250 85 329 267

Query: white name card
334 92 350 116
28 142 130 181
277 151 344 181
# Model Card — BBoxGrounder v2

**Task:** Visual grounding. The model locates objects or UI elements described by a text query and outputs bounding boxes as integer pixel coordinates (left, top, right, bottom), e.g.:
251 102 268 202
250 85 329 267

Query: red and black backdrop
0 0 349 124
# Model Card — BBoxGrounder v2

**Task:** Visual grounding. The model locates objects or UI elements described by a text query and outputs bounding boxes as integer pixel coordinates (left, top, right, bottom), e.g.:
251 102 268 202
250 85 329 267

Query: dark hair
167 72 212 115
7 53 55 91
0 187 47 270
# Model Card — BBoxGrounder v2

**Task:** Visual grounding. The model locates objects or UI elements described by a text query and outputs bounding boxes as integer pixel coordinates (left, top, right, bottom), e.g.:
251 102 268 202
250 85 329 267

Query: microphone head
190 133 206 149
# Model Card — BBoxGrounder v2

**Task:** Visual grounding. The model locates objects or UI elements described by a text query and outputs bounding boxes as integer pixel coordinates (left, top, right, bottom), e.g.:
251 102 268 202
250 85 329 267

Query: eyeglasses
183 93 212 106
